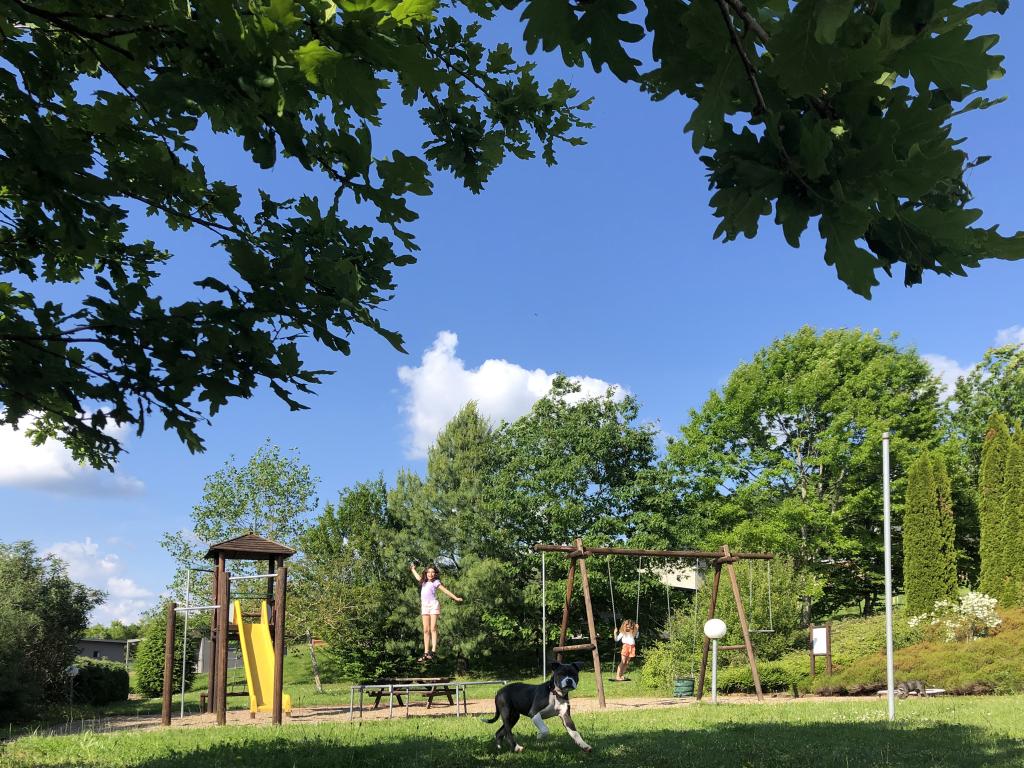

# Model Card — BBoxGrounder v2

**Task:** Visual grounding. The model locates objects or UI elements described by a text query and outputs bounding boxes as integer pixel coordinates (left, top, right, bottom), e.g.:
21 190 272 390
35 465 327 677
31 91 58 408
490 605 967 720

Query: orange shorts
620 643 636 660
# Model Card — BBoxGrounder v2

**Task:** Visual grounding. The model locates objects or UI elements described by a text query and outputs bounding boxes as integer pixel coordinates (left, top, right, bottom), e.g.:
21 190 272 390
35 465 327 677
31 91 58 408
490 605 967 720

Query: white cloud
45 537 154 624
0 415 144 495
994 325 1024 347
397 331 625 458
922 353 972 400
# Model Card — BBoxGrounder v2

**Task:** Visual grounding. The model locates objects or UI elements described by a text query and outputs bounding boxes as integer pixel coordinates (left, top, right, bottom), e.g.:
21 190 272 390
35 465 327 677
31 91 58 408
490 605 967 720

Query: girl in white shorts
410 562 464 661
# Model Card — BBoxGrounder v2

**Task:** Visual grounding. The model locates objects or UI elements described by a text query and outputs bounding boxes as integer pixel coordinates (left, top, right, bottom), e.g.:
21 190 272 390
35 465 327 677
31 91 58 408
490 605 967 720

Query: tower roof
204 533 296 561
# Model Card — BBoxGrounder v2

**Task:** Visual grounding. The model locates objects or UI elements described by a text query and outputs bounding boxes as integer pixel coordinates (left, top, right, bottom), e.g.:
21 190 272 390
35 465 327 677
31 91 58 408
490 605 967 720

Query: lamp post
703 618 727 704
883 431 895 721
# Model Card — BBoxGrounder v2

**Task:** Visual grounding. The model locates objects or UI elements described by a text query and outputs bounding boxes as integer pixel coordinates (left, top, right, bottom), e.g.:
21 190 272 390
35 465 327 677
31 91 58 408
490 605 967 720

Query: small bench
198 690 250 712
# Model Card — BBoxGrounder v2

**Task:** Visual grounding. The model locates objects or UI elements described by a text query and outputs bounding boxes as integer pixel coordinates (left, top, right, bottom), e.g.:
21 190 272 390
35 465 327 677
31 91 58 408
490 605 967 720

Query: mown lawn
4 697 1024 768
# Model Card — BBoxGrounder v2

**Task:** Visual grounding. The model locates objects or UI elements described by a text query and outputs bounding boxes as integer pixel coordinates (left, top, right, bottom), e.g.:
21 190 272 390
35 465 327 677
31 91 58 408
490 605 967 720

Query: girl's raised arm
438 584 464 603
409 562 421 582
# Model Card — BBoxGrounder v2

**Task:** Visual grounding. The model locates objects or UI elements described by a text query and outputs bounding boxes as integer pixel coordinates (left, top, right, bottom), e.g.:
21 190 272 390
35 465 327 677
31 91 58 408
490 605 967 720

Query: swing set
536 539 774 708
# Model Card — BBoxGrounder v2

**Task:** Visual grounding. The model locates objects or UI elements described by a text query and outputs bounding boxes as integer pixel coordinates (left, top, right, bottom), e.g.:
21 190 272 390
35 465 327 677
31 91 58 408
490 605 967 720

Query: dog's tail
480 709 500 724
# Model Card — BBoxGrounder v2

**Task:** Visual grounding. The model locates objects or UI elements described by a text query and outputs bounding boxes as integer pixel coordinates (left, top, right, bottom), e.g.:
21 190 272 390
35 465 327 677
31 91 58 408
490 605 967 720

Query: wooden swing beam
534 541 773 707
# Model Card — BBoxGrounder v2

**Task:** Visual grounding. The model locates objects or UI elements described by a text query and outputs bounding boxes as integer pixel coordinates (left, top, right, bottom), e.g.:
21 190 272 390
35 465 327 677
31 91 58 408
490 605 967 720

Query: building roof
77 638 132 645
204 533 296 561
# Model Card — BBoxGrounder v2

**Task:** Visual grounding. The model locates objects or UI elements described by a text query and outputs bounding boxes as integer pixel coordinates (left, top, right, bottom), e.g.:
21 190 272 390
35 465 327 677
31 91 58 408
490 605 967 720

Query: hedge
72 657 129 705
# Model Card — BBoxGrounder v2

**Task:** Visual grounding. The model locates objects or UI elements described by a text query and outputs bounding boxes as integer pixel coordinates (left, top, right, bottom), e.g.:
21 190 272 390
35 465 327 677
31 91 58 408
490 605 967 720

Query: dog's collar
548 679 570 699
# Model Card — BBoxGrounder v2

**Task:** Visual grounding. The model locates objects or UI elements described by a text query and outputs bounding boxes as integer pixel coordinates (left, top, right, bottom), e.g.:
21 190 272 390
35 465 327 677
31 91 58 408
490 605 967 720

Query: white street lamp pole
703 618 727 705
882 431 895 721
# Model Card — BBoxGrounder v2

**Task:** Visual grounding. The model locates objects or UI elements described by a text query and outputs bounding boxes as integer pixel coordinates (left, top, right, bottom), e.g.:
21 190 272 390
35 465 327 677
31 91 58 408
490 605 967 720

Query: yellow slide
233 599 292 716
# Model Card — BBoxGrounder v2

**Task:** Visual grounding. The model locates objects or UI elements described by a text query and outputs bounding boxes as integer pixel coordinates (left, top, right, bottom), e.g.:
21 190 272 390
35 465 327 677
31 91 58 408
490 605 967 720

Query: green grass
4 697 1024 767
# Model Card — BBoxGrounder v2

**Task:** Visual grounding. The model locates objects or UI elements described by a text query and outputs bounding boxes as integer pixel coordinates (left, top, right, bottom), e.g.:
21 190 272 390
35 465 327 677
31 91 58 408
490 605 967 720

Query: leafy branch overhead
514 0 1021 296
0 0 1018 469
0 0 591 467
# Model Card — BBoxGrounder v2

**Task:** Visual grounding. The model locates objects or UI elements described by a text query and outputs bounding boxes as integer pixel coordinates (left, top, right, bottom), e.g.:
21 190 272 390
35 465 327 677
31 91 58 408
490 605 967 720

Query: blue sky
2 8 1023 624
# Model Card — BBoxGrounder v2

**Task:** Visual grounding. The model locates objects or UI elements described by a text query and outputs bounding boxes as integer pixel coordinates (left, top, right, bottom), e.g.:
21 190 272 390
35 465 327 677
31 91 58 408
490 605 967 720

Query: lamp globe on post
703 619 728 704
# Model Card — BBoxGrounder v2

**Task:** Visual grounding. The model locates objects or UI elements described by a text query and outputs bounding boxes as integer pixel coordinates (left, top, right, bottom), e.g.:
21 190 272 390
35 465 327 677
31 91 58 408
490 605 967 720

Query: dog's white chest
538 692 568 719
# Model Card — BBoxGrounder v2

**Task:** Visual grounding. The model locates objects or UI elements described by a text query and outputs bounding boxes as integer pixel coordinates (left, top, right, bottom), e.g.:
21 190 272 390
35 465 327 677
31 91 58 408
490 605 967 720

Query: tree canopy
2 0 1019 467
663 326 942 613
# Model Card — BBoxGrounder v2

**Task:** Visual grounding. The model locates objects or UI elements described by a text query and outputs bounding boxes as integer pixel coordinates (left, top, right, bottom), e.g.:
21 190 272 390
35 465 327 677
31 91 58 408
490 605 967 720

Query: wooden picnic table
363 678 454 710
349 679 507 719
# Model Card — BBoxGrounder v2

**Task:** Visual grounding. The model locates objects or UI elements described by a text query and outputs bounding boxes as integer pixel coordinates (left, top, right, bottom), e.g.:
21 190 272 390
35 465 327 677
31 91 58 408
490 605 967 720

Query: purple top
421 579 441 603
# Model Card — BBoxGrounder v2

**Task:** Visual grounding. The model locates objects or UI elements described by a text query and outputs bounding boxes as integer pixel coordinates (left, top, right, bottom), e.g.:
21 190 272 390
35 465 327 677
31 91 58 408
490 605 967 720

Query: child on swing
614 619 640 681
410 562 464 662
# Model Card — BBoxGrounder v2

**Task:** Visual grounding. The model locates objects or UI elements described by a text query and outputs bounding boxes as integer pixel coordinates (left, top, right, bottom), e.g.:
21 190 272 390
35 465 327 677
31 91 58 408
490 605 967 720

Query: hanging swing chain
767 559 774 631
635 556 642 626
541 552 547 676
690 558 701 675
606 558 618 630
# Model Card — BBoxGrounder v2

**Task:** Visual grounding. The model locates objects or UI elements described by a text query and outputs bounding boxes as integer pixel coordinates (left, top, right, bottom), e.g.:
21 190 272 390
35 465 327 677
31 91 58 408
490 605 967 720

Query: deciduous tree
3 0 1018 469
664 327 942 614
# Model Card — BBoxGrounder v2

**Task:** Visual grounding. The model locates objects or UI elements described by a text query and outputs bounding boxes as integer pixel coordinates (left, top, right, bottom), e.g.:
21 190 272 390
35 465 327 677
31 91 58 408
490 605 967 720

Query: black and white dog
482 661 592 753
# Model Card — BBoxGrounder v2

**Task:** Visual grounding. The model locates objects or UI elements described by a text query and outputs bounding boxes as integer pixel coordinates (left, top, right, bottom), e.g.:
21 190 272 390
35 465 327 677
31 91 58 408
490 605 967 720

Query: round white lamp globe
703 618 727 640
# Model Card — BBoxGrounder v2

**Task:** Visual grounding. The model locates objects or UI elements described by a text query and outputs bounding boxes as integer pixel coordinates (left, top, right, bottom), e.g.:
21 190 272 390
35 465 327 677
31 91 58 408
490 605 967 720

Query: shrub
71 657 129 705
133 611 196 699
715 654 809 694
908 592 1002 642
0 541 103 720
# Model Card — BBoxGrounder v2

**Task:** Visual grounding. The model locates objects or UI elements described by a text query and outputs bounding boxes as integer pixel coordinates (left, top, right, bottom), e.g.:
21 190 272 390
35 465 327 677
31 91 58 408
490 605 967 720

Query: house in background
76 638 131 664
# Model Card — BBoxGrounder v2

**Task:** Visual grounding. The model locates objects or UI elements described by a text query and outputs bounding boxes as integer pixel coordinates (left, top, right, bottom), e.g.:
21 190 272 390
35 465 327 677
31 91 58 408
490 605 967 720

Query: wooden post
826 621 833 674
161 601 176 726
272 565 287 725
810 622 816 677
695 562 722 702
556 556 577 663
216 565 230 725
266 557 276 608
575 541 606 709
207 568 218 713
723 545 763 701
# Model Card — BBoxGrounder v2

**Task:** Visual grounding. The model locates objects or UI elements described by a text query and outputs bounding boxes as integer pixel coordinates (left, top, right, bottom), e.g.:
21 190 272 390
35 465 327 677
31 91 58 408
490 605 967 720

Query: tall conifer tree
931 453 960 598
979 414 1011 599
904 452 957 615
1000 434 1024 606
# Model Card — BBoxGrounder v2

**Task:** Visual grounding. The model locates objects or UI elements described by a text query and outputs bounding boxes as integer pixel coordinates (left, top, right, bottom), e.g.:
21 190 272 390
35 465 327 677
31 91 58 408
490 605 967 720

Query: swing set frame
534 539 774 708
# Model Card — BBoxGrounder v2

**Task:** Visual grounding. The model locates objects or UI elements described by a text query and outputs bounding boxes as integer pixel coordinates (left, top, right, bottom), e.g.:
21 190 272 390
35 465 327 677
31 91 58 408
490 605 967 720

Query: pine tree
426 402 501 561
1001 433 1024 607
903 452 956 615
979 414 1011 599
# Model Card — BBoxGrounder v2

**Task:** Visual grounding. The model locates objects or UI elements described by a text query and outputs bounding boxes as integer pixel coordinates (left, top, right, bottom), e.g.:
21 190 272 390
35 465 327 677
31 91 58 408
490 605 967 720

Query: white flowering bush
908 592 1002 642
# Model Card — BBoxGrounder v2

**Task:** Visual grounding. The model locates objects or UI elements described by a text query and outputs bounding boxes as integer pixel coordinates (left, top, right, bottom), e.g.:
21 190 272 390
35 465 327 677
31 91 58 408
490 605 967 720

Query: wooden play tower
160 533 295 726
